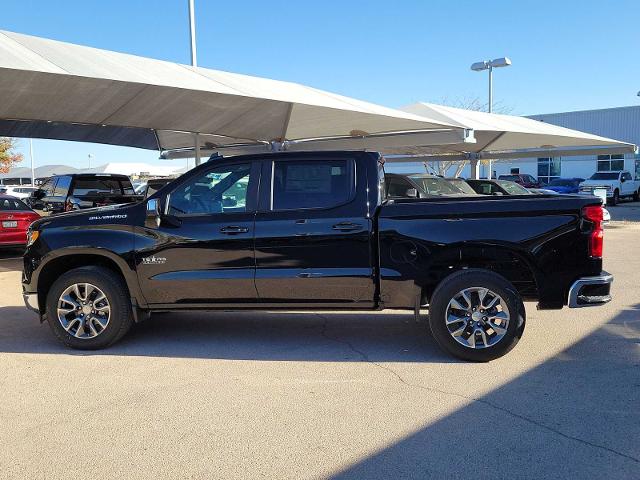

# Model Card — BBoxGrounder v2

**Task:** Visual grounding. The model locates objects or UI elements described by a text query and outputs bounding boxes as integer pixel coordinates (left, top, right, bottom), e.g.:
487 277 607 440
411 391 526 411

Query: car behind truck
28 173 143 213
22 151 612 361
579 171 640 206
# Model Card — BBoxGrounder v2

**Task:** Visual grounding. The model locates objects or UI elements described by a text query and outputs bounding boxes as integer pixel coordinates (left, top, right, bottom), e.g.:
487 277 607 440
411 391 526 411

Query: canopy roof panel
398 102 635 157
0 30 468 152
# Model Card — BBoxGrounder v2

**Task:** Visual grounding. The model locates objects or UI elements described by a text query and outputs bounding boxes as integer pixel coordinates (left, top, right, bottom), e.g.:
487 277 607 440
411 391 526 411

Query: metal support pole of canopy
470 159 480 179
194 133 201 166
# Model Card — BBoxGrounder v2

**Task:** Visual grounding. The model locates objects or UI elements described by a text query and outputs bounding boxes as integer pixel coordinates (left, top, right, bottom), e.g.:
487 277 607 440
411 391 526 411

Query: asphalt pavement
0 208 638 479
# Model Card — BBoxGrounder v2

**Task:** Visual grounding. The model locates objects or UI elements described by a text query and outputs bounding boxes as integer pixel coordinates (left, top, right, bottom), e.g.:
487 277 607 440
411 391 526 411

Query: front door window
168 164 251 216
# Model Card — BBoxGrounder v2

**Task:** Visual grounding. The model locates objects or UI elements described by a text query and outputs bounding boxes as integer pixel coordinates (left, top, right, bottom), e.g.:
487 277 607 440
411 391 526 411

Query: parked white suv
4 186 39 200
579 171 640 206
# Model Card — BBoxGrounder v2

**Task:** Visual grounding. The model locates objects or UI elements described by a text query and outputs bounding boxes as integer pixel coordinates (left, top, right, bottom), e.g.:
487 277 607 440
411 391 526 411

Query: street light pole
470 57 511 178
488 66 493 113
188 0 197 67
188 0 202 167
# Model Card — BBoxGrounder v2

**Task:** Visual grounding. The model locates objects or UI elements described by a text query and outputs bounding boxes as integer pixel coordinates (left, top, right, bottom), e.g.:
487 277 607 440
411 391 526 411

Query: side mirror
145 198 160 228
406 188 418 198
620 177 626 183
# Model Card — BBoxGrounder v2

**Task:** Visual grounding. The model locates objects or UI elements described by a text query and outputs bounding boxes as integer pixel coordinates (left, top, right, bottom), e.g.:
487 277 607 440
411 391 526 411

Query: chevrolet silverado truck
579 171 640 206
22 151 612 361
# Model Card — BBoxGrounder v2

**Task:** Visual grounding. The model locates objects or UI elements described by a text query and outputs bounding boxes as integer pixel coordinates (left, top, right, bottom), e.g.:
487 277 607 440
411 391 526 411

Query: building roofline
527 104 640 118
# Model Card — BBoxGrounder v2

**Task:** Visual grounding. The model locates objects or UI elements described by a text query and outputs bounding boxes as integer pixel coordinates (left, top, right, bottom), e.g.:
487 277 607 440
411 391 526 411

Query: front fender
23 227 147 312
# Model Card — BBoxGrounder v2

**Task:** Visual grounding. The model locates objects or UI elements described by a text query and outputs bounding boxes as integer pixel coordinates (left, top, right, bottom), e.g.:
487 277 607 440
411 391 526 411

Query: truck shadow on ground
0 306 455 363
330 303 640 479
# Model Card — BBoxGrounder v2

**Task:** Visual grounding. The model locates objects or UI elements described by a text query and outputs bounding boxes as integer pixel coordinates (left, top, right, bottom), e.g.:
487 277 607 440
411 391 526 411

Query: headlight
26 229 40 247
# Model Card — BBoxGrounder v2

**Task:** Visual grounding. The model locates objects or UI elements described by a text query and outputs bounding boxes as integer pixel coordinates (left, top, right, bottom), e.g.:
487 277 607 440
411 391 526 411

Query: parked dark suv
498 174 541 188
28 174 143 214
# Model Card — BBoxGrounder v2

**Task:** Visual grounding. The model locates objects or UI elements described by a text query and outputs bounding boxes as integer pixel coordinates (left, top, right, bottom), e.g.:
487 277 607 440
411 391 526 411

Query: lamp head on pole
471 61 490 72
470 57 512 71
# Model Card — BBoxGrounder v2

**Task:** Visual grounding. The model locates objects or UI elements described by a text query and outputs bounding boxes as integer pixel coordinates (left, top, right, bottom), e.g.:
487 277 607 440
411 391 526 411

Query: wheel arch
418 243 541 305
35 249 145 316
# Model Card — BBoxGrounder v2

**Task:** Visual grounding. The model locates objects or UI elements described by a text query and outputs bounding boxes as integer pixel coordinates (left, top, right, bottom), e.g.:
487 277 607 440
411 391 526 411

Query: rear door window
272 159 354 210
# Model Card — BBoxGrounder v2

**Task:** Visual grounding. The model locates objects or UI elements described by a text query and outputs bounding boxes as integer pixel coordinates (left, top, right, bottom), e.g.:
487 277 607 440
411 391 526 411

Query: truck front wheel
45 266 133 349
428 269 525 362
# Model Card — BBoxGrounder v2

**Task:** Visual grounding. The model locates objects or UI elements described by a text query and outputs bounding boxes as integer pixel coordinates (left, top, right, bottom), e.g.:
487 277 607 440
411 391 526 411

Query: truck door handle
220 225 249 234
332 222 363 231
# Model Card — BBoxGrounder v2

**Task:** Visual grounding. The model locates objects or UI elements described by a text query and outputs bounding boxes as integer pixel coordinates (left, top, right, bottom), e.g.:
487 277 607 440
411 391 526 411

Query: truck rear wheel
428 269 525 362
45 266 133 349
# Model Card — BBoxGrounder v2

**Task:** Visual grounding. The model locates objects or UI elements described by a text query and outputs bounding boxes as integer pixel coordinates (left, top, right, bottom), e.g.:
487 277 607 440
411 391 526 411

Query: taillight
582 205 604 258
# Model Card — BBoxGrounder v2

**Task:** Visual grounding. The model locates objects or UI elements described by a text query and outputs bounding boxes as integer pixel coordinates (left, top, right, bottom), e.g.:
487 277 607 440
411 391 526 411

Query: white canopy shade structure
391 102 636 161
0 30 474 162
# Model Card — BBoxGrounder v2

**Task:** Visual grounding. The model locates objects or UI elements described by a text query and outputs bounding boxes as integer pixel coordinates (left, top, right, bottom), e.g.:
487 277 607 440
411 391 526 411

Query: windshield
72 177 135 196
447 179 477 195
408 175 465 195
496 180 530 194
498 175 519 181
589 173 619 180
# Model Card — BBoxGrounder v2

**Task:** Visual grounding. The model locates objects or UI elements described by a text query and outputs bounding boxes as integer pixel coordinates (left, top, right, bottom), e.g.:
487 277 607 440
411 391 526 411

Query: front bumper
22 291 40 314
568 272 613 308
578 189 612 199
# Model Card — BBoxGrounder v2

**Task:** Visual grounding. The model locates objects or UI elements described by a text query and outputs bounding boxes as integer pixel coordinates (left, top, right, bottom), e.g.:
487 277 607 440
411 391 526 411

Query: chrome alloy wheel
57 283 111 339
445 287 510 349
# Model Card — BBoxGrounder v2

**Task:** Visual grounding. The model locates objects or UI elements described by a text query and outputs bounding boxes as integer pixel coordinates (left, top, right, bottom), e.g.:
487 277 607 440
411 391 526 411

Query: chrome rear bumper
568 272 613 308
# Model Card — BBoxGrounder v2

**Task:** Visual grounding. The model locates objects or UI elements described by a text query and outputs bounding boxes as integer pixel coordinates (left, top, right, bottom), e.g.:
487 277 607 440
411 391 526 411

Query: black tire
45 266 133 349
428 269 525 362
608 189 619 206
633 189 639 202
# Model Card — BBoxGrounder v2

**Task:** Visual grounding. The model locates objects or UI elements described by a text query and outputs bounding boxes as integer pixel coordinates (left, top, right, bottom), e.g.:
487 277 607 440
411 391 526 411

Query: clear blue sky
3 0 639 168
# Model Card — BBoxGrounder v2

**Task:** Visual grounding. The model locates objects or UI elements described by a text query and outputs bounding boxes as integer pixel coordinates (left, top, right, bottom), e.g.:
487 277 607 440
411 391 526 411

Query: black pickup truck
22 151 612 361
28 173 143 213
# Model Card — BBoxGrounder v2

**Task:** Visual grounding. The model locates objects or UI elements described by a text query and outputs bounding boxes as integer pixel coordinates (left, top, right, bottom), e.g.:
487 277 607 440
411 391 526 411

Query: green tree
0 137 23 174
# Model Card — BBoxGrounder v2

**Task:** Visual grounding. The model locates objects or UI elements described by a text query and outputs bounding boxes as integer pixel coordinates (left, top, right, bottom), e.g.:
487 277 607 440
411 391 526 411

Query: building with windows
490 105 640 183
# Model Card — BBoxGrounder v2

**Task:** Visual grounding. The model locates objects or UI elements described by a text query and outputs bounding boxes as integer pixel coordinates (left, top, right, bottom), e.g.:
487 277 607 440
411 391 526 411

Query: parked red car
497 174 541 188
0 194 40 248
